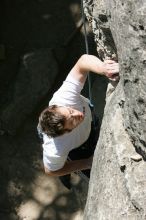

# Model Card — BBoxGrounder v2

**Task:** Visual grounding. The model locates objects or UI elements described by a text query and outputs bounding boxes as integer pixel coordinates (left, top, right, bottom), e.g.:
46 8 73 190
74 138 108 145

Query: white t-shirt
42 73 92 171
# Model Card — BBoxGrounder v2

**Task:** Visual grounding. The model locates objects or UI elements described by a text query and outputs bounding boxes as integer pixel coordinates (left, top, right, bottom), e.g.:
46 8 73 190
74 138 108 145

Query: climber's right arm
69 54 119 84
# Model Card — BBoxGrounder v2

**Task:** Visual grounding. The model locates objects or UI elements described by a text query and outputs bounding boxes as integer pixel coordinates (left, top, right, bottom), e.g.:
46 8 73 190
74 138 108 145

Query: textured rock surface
84 0 146 219
84 0 117 60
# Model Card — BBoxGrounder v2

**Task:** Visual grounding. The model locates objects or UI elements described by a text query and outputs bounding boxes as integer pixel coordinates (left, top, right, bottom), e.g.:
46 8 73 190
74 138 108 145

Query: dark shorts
68 115 100 178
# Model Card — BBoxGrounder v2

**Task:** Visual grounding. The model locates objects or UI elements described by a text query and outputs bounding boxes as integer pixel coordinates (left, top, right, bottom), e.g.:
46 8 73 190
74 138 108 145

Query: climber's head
39 105 84 137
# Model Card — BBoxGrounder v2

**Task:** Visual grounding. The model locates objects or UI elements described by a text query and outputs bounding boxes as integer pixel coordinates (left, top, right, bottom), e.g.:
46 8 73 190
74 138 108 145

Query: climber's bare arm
44 156 93 177
69 54 119 84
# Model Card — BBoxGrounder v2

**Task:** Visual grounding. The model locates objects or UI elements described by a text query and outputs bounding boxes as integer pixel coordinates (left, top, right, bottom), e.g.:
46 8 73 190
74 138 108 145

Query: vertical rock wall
84 0 146 219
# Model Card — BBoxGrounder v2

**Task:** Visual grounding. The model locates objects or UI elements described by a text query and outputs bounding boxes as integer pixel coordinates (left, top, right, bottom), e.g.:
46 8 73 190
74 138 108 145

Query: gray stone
85 83 146 220
106 0 146 158
0 49 58 135
84 0 117 60
83 0 146 219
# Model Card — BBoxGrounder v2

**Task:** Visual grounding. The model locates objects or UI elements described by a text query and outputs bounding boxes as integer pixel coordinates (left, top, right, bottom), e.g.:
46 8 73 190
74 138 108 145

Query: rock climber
37 54 119 177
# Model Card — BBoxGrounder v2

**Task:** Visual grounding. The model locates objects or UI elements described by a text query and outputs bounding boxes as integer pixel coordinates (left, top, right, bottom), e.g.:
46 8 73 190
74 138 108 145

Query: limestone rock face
84 0 146 219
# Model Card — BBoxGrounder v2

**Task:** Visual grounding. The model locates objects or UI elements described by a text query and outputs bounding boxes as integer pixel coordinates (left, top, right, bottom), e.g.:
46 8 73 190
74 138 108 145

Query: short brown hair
39 105 66 138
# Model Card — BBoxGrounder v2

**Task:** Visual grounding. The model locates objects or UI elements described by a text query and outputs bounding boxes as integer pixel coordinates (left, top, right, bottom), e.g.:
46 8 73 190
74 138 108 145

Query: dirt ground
0 0 99 219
